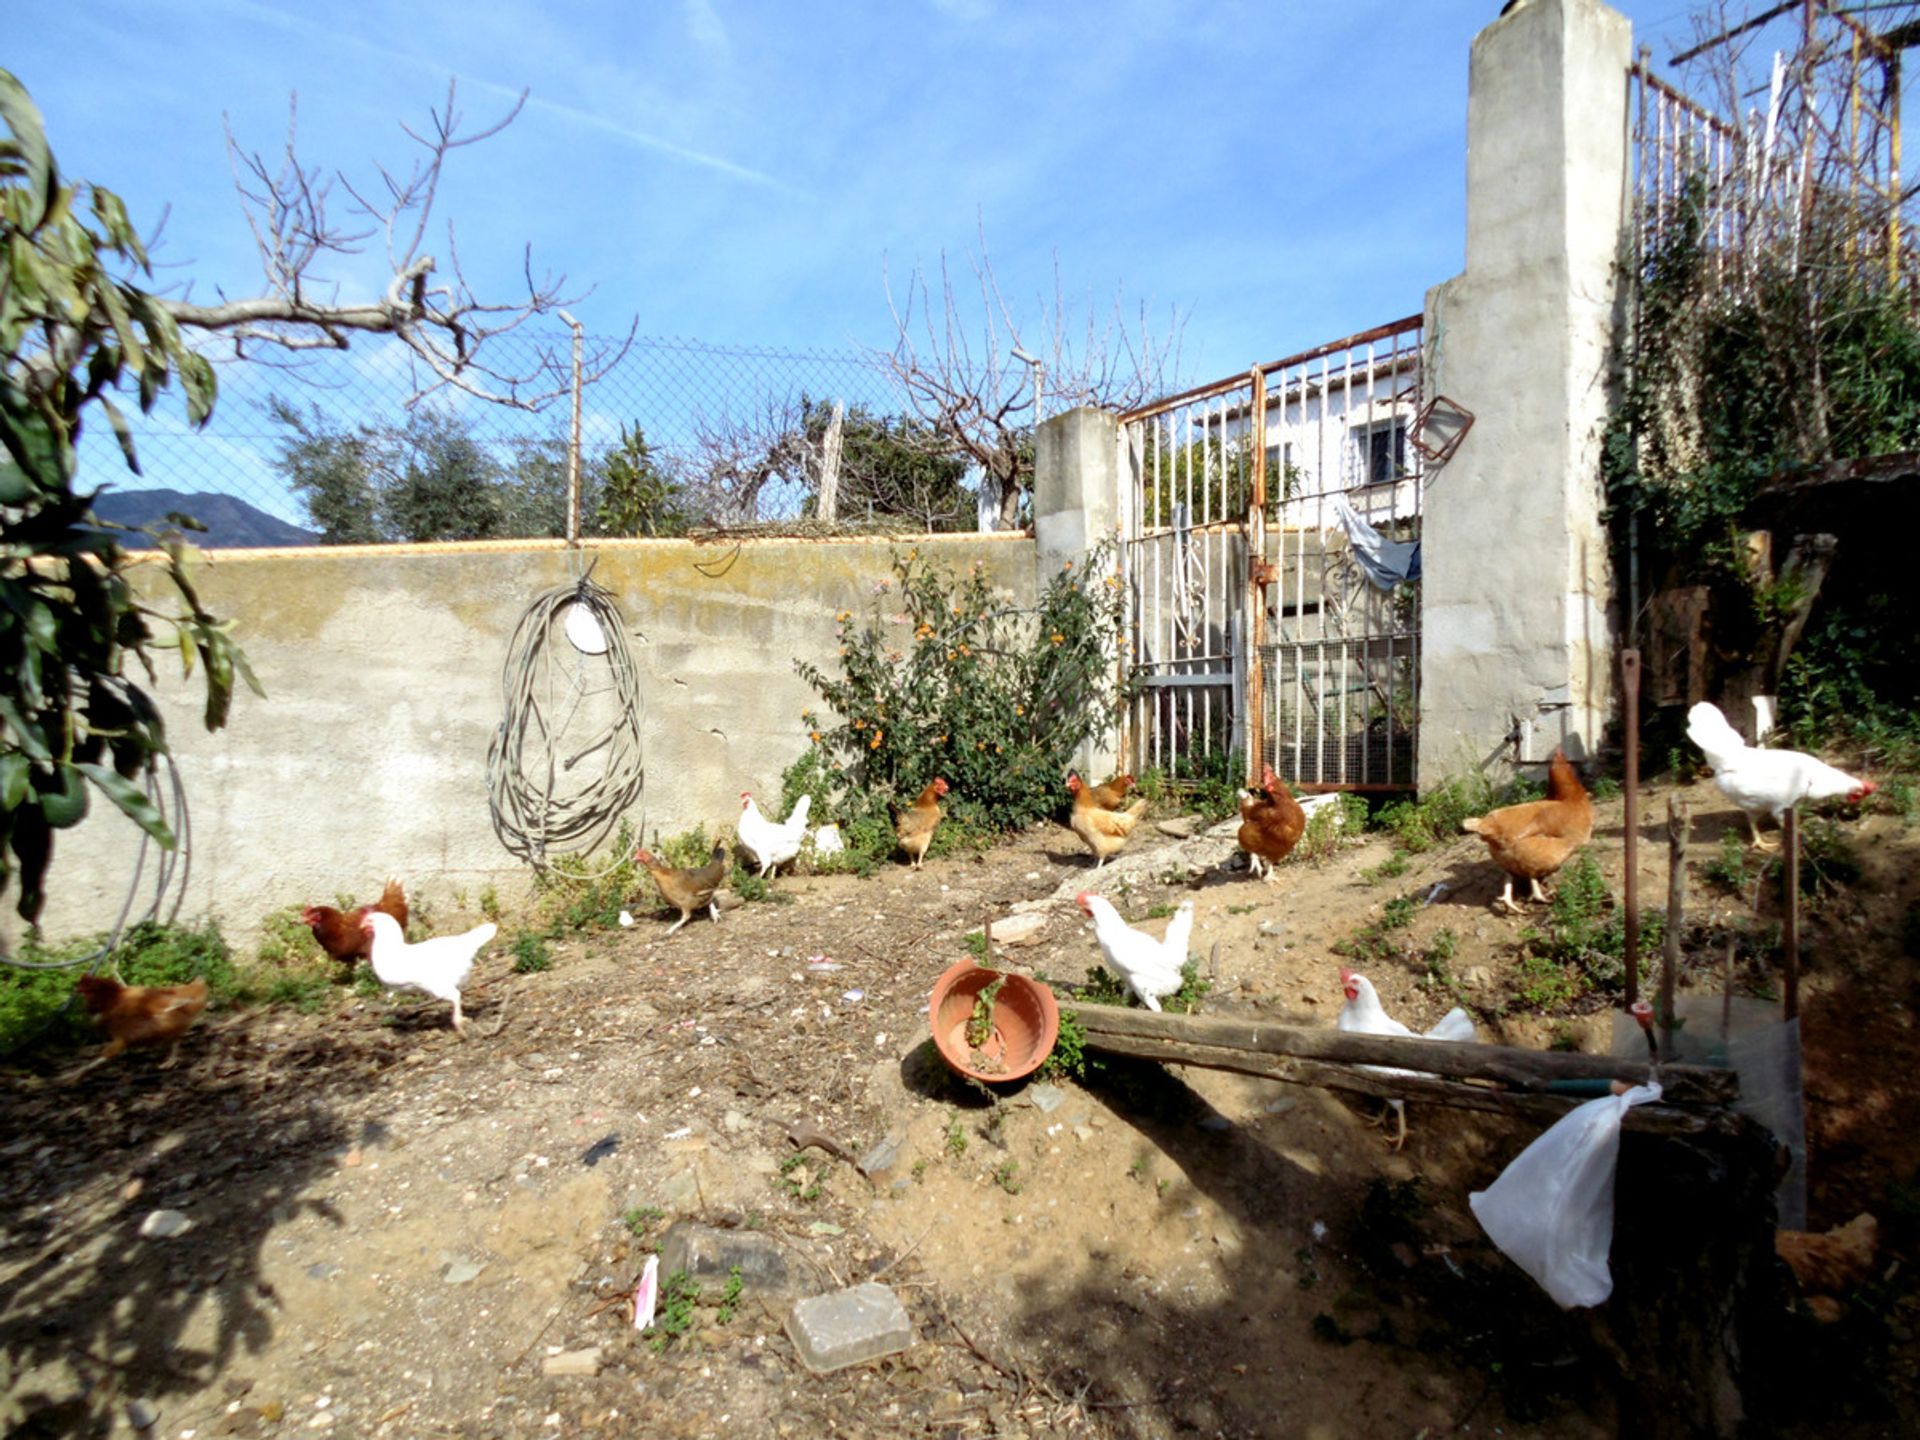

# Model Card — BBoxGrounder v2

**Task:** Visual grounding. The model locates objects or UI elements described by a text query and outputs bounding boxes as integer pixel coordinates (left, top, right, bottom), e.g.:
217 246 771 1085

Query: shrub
791 542 1131 845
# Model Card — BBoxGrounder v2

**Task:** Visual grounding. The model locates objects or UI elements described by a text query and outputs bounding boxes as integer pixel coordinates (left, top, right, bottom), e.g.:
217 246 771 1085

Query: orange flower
809 730 822 744
1014 704 1024 716
870 730 884 749
854 719 865 729
1063 560 1074 570
1050 633 1065 645
947 650 957 661
936 734 948 744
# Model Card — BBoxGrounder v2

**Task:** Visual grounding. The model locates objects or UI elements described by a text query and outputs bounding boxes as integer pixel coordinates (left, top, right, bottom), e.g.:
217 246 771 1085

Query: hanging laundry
1328 492 1421 590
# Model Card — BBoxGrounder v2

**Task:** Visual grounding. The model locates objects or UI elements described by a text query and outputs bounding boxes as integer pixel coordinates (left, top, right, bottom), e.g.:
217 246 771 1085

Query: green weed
646 1269 701 1352
1038 1008 1089 1081
622 1205 666 1239
777 1152 825 1202
715 1265 744 1325
510 933 553 974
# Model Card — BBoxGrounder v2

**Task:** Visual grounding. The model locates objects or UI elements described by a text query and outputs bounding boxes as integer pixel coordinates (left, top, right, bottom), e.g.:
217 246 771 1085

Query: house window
1355 421 1406 485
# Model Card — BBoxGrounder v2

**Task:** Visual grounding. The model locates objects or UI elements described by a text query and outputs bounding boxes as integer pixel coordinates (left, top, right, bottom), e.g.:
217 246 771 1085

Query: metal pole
1662 795 1690 1061
1784 806 1801 1020
558 310 585 549
1622 649 1642 1009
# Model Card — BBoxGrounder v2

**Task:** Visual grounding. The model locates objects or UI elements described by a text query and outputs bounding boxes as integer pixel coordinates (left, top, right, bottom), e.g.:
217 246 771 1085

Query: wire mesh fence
99 330 961 545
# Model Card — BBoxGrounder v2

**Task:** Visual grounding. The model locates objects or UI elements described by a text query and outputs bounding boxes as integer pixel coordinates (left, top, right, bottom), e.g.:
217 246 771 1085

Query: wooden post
1784 805 1801 1020
1663 795 1689 1060
1622 648 1642 1008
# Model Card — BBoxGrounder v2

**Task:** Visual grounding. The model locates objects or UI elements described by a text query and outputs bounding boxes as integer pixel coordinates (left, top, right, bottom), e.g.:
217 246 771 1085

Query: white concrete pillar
1420 0 1629 783
1032 406 1122 777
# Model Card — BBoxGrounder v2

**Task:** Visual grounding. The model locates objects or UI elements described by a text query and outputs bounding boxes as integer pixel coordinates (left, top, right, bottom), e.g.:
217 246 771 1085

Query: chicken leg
1491 875 1553 915
1359 1097 1409 1150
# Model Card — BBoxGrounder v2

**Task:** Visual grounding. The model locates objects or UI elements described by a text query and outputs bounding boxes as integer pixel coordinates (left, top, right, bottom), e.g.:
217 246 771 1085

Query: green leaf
98 394 141 474
95 279 145 377
0 68 55 231
0 752 27 810
74 761 174 847
37 761 88 829
178 350 217 427
0 694 50 761
0 458 32 505
0 378 69 492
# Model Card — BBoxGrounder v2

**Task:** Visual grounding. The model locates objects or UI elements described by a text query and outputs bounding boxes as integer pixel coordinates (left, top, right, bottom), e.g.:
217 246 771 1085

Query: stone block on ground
785 1282 915 1374
857 1133 905 1177
657 1221 795 1299
541 1347 602 1377
986 913 1046 946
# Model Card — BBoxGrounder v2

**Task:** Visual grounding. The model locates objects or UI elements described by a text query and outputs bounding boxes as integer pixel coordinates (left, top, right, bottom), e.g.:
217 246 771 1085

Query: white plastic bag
1469 1082 1661 1308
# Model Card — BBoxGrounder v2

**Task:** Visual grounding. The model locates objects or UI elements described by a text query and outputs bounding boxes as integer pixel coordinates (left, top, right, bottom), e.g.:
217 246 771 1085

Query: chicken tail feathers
1687 701 1747 772
1426 1007 1476 1044
1162 901 1196 967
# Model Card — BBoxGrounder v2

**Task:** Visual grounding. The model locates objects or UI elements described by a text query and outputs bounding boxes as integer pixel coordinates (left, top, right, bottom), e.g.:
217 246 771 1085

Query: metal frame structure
1117 314 1426 791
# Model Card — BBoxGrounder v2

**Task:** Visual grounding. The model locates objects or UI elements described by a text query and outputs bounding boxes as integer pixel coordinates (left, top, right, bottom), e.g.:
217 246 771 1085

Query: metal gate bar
1118 314 1424 791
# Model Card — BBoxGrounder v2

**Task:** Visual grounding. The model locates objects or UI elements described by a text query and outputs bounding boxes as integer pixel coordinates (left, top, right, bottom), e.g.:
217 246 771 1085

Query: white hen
1076 892 1194 1010
1686 701 1874 850
362 910 496 1033
737 791 812 877
1336 968 1475 1149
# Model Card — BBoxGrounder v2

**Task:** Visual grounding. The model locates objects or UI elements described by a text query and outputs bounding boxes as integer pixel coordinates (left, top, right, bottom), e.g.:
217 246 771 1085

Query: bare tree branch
876 220 1184 528
179 81 634 411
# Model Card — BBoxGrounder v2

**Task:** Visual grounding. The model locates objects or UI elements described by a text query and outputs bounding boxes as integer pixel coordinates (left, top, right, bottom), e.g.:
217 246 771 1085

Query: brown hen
75 975 209 1067
1238 763 1306 881
1461 750 1592 914
1067 771 1149 869
895 778 948 869
634 843 729 935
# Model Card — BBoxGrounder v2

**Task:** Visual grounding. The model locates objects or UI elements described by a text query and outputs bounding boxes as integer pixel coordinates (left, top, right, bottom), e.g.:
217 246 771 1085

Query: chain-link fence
97 329 979 545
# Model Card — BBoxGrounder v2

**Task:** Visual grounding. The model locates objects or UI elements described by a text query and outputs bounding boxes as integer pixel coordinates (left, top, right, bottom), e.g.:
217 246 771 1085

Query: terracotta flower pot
927 960 1060 1084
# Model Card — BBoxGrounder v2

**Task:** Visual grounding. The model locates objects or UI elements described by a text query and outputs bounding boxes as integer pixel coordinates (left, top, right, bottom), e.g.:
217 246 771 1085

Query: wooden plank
1080 1031 1737 1136
1069 1002 1737 1105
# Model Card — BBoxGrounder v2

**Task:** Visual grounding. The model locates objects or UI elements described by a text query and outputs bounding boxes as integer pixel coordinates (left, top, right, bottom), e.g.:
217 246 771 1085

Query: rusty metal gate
1118 315 1427 792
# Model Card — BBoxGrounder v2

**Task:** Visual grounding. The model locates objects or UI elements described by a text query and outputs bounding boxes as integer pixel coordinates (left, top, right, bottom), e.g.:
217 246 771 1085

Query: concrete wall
27 532 1036 944
1420 0 1630 781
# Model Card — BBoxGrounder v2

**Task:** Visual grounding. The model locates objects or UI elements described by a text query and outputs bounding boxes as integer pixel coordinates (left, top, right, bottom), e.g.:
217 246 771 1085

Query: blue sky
15 1 1706 369
14 1 1714 523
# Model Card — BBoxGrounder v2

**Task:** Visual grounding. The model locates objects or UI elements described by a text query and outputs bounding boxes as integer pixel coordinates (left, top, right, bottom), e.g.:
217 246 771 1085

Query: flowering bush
787 542 1129 851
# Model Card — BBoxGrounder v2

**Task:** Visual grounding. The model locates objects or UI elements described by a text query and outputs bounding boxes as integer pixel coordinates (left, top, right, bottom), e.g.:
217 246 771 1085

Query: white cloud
682 0 730 55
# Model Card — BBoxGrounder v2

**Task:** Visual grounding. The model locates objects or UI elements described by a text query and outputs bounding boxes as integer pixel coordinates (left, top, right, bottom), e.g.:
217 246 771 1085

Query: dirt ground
3 775 1918 1439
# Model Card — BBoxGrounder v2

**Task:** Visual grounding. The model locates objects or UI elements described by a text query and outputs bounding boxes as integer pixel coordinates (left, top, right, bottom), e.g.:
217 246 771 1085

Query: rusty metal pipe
1622 649 1642 1009
1784 806 1801 1020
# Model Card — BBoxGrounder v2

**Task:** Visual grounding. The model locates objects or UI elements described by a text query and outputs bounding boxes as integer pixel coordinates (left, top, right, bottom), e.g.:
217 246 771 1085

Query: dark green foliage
593 422 690 537
510 933 552 974
0 918 238 1056
269 396 380 544
1607 173 1920 733
799 399 971 531
1375 771 1531 855
790 542 1131 846
0 71 261 921
1515 853 1662 1003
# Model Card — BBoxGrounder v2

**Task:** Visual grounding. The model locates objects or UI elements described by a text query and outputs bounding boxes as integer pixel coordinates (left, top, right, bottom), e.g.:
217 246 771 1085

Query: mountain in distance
90 488 317 549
